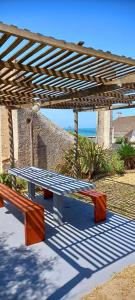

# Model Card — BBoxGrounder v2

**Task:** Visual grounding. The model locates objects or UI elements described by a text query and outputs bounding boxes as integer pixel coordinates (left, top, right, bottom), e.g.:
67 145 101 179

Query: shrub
99 150 125 176
56 146 82 178
118 142 135 169
56 138 125 179
79 137 105 179
56 137 107 180
118 142 135 159
115 137 126 144
0 173 12 187
0 173 27 191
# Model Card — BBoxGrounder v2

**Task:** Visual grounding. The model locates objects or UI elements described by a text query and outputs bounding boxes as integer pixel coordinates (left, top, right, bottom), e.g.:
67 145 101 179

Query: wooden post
73 110 78 178
30 118 34 166
8 108 16 189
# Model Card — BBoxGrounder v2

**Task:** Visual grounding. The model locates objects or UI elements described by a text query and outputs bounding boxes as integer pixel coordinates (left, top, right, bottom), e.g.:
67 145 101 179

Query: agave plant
79 137 105 180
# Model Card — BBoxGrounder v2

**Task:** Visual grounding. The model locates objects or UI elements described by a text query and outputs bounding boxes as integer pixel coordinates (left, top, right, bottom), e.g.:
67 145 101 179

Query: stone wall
0 108 73 172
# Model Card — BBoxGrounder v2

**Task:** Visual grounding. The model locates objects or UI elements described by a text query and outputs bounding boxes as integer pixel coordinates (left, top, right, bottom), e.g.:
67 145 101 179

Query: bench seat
0 183 45 246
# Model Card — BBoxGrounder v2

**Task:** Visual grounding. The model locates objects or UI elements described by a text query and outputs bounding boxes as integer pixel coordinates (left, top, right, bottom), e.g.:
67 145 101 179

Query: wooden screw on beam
73 110 78 178
8 108 16 189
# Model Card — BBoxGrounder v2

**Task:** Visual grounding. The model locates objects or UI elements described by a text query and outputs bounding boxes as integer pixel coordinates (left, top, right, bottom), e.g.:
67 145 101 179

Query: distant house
112 116 135 140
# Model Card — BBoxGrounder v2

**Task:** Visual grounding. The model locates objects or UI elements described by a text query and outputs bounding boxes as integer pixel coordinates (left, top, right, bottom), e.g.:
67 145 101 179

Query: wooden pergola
0 22 135 180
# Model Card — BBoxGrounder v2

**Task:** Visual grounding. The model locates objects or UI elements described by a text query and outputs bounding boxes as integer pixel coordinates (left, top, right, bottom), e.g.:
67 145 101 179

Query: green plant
0 173 27 191
56 137 106 180
79 137 105 180
0 173 12 187
118 142 135 169
115 136 126 144
118 142 135 159
16 178 28 191
110 152 125 175
56 138 126 179
99 151 125 175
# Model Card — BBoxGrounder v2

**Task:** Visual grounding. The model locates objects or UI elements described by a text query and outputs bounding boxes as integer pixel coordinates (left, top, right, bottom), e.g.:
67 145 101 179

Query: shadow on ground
0 195 135 300
0 232 56 300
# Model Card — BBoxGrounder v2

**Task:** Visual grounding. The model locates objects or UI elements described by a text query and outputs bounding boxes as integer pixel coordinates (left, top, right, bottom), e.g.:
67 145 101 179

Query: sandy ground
109 172 135 186
82 265 135 300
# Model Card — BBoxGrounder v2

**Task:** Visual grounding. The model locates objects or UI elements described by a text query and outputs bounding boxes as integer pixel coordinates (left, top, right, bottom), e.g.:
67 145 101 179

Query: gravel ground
74 173 135 220
94 173 135 220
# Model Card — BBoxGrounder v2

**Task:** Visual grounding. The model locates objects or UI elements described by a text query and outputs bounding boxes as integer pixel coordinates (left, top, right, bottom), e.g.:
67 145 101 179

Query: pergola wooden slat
0 21 135 181
0 21 135 111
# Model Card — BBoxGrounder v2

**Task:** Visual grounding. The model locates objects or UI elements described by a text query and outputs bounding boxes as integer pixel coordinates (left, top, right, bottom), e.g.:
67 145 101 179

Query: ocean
65 128 96 137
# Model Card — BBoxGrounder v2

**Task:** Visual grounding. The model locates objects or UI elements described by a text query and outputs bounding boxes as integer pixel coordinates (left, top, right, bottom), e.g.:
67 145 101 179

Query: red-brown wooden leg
24 207 45 246
43 188 53 199
0 196 4 208
94 195 106 223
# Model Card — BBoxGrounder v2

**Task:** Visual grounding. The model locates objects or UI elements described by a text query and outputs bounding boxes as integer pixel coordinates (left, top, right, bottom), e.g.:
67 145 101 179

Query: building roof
0 22 135 110
113 116 135 136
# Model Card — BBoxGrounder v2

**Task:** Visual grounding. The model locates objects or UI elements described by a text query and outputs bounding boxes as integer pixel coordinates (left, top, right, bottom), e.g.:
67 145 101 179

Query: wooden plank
35 49 68 67
8 40 34 62
27 46 56 66
0 37 23 59
0 33 10 46
0 22 135 66
52 53 87 71
43 50 73 69
18 43 46 63
66 58 103 73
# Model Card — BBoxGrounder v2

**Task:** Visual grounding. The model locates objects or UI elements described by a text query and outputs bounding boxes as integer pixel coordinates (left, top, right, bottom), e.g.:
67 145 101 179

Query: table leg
53 194 63 225
28 182 35 199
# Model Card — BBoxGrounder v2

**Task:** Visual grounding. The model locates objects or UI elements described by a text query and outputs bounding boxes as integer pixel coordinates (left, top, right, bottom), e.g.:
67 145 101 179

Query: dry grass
82 265 135 300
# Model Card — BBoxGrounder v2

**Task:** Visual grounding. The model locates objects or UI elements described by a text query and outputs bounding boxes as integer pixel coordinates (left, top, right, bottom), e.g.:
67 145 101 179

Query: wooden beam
46 83 121 102
0 22 135 66
0 60 109 84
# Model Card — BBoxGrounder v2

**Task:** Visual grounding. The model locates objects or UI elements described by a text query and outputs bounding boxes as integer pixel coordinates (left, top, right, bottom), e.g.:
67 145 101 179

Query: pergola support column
96 109 113 148
73 110 78 178
7 108 16 189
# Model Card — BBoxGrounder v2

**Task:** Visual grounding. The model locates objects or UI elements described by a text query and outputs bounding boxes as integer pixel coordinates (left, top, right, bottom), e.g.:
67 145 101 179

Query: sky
0 0 135 128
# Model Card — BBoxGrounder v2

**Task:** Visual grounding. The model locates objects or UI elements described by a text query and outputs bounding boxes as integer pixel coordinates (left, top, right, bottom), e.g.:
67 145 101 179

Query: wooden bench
0 183 45 246
43 188 107 223
77 190 107 223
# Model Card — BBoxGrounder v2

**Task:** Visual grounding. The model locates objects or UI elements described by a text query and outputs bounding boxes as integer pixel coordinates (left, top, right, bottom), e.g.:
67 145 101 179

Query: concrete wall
96 110 113 148
0 108 73 172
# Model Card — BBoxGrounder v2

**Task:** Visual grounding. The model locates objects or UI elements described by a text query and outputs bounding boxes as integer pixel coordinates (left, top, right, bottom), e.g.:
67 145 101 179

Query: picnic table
9 167 94 225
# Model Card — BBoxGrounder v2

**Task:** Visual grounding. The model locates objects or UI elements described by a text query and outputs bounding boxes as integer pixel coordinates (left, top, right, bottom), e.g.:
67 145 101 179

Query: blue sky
1 0 135 128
